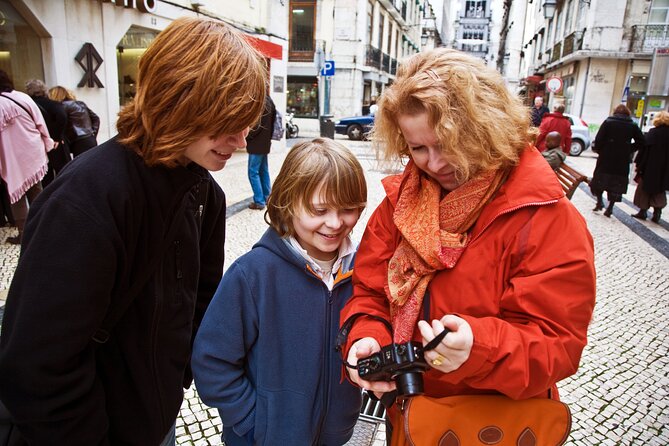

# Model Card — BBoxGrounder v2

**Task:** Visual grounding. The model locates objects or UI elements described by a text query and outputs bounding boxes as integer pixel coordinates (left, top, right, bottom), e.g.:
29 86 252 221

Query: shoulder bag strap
0 93 36 123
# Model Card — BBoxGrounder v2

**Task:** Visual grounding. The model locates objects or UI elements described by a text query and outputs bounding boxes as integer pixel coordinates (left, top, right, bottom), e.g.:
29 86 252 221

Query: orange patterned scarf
386 160 506 342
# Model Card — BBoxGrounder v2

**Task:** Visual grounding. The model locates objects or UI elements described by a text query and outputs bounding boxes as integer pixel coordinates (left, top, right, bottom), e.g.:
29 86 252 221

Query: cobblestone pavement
1 139 668 445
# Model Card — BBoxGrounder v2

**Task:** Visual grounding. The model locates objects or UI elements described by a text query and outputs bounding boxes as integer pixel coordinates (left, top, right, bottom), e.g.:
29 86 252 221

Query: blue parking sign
320 60 335 76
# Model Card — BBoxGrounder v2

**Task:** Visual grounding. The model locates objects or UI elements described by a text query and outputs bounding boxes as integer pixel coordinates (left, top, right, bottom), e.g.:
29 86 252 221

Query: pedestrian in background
632 110 669 223
0 17 267 445
25 79 70 187
535 102 572 154
0 70 53 245
48 85 99 157
590 104 645 217
246 95 276 210
530 95 549 127
339 48 595 440
193 138 367 446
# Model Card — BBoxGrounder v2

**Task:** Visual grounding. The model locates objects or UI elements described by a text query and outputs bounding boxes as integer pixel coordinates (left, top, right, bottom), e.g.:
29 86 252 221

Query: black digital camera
357 341 430 396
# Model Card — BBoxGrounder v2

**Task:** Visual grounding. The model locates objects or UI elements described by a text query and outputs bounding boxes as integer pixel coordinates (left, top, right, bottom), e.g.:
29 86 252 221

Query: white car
563 113 591 156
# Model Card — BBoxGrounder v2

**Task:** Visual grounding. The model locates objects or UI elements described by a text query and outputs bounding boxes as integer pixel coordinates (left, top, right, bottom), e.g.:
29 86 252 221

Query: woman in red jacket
340 48 596 437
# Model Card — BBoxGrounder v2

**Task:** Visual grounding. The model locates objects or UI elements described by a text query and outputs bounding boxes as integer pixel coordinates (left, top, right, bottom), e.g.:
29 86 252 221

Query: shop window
287 76 318 118
289 1 316 61
116 26 158 106
0 1 44 91
563 76 574 112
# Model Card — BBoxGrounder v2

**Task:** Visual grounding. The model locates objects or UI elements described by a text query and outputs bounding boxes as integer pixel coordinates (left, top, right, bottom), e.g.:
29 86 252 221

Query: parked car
335 114 374 140
564 113 591 156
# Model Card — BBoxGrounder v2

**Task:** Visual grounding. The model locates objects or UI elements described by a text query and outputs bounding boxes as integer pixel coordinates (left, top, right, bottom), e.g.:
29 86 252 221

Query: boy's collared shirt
286 235 355 290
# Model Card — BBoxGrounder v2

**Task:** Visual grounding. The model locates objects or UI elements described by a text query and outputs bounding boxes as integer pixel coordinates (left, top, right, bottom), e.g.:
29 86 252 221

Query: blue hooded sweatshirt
192 228 362 445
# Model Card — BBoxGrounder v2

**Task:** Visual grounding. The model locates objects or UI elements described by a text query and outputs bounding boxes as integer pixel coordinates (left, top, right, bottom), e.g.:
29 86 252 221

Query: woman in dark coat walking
590 104 645 217
632 111 669 223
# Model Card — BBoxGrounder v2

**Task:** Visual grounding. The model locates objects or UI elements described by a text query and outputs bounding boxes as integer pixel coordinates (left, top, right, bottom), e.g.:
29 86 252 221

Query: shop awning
244 35 283 60
523 75 544 85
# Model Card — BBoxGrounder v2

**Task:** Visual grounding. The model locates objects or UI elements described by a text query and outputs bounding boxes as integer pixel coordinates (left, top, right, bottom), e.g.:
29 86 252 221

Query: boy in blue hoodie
193 138 367 445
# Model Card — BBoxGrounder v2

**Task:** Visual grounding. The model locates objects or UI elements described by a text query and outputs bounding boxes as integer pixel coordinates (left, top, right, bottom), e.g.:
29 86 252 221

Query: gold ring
431 354 445 366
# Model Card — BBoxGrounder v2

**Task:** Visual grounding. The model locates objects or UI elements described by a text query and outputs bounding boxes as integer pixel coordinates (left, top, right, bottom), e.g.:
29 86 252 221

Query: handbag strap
0 93 36 124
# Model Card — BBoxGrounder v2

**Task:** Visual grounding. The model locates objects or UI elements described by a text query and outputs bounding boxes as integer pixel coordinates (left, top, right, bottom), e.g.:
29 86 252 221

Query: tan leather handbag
390 394 572 446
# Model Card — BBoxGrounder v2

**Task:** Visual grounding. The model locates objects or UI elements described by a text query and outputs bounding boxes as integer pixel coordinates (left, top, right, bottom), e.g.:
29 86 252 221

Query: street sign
320 60 335 77
546 77 563 93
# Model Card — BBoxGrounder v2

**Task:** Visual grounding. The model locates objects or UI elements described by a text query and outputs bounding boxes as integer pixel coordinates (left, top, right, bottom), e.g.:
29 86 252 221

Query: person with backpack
246 95 277 210
0 17 267 446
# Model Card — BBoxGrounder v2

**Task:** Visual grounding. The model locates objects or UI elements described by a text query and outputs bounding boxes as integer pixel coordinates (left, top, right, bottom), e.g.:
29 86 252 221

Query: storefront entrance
0 0 43 91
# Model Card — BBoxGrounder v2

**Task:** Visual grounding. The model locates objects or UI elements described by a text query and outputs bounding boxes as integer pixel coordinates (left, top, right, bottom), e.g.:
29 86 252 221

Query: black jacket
31 95 67 143
636 124 669 194
245 96 276 155
593 114 645 177
63 99 100 142
0 138 226 445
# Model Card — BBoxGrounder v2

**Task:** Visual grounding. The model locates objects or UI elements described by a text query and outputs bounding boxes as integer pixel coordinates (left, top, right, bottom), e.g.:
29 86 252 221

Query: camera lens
396 372 424 397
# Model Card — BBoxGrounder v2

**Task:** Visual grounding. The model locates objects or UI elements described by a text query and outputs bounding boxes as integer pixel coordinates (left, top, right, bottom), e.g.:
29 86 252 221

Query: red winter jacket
535 112 573 154
340 148 596 400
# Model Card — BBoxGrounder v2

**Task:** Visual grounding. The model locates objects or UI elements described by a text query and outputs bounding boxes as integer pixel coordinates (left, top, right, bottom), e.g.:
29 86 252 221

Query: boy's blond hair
266 138 367 238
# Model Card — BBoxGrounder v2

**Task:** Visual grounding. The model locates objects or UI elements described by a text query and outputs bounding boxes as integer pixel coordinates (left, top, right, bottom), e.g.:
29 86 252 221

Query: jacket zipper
149 197 190 431
470 199 558 244
313 288 334 445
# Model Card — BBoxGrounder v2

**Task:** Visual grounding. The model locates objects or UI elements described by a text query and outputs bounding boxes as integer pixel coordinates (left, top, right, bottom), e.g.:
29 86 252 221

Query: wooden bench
556 163 590 200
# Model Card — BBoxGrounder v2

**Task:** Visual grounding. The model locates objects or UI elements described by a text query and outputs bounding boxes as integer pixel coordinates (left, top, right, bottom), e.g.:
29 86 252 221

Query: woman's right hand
346 337 397 394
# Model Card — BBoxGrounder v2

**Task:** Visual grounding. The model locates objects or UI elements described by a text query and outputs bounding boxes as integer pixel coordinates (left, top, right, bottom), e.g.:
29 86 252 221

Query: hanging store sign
97 0 157 13
76 43 104 88
546 76 563 93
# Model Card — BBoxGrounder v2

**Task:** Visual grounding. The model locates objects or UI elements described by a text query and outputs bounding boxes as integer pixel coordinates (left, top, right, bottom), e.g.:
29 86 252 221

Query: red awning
525 75 543 84
244 35 283 60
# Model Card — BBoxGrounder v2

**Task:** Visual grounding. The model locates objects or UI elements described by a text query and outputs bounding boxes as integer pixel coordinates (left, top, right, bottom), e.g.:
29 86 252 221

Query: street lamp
542 0 557 19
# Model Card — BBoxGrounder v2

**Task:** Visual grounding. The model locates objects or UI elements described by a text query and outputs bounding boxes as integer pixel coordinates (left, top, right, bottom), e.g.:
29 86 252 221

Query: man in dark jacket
531 96 549 127
246 95 277 210
25 79 70 187
0 17 268 446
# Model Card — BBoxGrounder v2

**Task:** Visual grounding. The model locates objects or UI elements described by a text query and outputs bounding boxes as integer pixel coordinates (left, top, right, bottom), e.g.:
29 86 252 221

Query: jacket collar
382 147 563 236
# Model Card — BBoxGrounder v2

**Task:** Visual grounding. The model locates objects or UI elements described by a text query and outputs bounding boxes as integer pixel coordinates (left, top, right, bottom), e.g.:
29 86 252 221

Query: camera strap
336 312 393 369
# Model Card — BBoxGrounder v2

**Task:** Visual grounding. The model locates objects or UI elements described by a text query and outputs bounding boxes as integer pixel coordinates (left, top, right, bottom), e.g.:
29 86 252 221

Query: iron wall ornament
75 42 104 88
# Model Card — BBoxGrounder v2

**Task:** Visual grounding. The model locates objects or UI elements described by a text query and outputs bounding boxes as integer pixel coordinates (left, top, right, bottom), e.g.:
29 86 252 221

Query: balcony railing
382 53 391 73
364 46 397 75
562 31 583 57
365 45 381 69
630 24 669 53
550 41 562 63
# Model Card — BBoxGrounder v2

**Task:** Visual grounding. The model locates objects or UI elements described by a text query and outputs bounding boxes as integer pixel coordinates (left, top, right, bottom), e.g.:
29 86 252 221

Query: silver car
564 113 591 156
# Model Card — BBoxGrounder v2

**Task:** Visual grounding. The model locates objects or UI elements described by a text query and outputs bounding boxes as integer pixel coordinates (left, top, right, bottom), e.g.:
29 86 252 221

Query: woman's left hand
418 315 473 373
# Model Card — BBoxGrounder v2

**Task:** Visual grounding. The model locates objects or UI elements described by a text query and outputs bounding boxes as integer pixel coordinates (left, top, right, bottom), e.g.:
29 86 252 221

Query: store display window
287 76 318 118
117 26 158 105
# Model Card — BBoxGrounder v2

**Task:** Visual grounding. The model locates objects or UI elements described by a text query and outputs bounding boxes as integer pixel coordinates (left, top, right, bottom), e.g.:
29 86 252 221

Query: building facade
439 0 501 67
287 0 426 130
2 0 288 141
507 0 669 130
